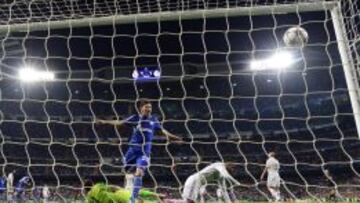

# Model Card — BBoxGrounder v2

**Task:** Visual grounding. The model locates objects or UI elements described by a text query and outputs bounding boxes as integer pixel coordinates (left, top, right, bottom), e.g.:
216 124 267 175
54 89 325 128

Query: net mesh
0 0 359 201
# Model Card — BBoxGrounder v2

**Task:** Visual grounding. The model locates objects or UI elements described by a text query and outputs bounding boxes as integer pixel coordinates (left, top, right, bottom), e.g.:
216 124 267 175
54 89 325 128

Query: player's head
224 162 237 174
138 100 152 116
268 152 276 158
324 169 332 178
84 179 94 193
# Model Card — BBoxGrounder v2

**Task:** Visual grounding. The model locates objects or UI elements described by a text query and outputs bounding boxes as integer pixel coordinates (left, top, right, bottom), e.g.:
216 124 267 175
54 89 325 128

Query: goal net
0 0 359 201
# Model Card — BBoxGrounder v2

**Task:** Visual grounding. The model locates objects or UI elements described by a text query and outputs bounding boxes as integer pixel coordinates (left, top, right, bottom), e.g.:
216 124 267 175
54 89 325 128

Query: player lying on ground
87 183 165 203
97 100 182 203
260 152 281 201
182 162 240 203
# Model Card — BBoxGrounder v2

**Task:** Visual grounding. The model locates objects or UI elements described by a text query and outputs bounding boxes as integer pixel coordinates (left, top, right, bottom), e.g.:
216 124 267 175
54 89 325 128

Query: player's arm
219 179 232 203
223 174 241 186
153 118 182 141
219 164 241 186
260 166 267 181
96 119 125 126
139 189 165 202
97 115 137 128
158 128 182 141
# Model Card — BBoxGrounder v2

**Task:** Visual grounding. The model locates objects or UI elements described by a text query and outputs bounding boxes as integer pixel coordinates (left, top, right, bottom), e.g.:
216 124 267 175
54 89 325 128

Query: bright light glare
18 68 55 82
250 52 294 71
132 70 139 79
153 70 161 77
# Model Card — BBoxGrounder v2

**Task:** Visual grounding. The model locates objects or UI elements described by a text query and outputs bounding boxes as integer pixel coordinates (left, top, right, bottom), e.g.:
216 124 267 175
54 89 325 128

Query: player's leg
199 193 205 203
130 155 149 203
267 174 281 201
125 173 134 190
123 148 138 190
215 188 221 202
273 175 281 201
268 187 280 201
182 175 200 203
6 184 12 201
199 185 206 203
267 187 275 200
21 190 26 201
275 187 281 201
13 190 19 201
130 167 145 203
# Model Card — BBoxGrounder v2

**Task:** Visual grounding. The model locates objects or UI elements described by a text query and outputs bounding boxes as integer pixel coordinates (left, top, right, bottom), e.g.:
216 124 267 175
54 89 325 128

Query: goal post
330 3 360 139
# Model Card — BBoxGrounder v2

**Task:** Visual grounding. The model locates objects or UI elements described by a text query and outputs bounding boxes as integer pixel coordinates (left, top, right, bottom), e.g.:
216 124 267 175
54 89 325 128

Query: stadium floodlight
132 69 139 79
132 67 161 80
250 51 294 71
153 70 161 77
18 67 55 82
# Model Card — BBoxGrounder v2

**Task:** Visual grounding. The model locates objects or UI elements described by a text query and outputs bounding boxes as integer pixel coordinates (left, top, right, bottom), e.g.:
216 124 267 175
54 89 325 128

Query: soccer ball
283 26 309 47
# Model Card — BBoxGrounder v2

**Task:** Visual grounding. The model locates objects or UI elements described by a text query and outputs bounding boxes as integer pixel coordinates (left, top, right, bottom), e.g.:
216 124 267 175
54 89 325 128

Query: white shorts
267 173 280 188
182 174 201 201
6 186 13 193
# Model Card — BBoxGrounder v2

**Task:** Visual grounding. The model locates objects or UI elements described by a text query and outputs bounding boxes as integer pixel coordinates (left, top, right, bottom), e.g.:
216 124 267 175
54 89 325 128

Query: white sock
125 174 134 190
275 191 281 201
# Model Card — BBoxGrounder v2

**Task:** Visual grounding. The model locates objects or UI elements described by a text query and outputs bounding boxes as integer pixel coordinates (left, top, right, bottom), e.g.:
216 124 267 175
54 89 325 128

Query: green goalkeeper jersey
114 188 158 203
87 183 159 203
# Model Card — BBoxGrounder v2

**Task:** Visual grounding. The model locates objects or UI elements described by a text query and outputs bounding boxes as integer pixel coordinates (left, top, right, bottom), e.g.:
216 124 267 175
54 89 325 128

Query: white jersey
6 172 14 201
266 157 280 175
6 173 14 190
266 157 281 188
42 185 50 199
182 162 239 202
195 162 237 184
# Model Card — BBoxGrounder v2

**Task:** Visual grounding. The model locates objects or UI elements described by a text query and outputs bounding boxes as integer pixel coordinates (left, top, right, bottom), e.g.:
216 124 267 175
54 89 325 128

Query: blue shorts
15 187 24 193
123 147 150 173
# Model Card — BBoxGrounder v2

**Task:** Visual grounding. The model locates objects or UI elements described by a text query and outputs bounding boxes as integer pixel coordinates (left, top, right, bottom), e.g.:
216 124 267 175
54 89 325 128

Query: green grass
232 201 360 203
20 200 360 203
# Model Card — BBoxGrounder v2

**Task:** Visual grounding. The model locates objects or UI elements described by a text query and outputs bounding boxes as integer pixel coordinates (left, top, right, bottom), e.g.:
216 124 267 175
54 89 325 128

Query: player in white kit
182 162 240 203
42 185 50 202
199 185 207 203
260 152 281 201
6 170 15 201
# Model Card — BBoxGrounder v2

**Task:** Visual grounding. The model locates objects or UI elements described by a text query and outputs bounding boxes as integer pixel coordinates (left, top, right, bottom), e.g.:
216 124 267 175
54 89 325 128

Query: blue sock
130 176 142 203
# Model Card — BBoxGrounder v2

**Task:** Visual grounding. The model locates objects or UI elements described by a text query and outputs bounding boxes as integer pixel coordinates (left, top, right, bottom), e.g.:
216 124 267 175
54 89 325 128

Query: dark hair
268 152 276 157
84 179 94 193
138 100 151 109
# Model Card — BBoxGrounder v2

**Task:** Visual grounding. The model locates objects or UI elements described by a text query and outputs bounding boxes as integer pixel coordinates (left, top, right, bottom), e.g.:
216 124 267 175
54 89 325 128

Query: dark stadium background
0 0 359 200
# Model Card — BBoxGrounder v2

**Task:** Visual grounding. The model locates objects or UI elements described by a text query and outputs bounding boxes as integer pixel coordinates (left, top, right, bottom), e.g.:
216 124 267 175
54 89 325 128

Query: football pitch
21 200 360 203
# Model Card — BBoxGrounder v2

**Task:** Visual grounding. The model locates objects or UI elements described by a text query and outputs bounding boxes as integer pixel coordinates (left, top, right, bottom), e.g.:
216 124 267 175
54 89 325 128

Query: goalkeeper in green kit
87 183 164 203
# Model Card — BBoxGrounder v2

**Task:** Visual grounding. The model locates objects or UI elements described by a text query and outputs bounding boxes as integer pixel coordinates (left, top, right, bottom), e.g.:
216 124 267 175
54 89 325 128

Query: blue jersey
15 176 30 193
125 114 162 155
0 177 5 192
32 187 42 200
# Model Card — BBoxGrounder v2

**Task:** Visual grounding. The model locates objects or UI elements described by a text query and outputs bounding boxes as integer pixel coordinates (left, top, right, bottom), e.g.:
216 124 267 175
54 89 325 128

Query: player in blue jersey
14 176 31 201
0 175 6 200
97 100 182 203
